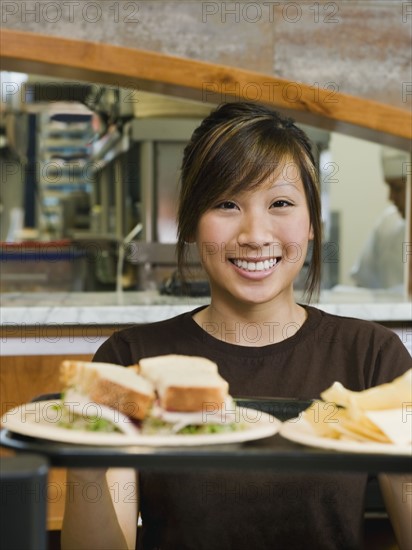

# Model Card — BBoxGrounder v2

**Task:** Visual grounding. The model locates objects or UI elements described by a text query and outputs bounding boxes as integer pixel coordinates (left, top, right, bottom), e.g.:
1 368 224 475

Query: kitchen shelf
36 107 94 237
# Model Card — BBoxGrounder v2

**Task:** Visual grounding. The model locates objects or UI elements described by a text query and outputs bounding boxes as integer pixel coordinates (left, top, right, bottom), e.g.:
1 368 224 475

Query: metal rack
36 106 94 238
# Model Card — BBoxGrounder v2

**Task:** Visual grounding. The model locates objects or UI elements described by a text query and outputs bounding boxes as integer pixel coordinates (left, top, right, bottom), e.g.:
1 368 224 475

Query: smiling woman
60 102 411 550
177 102 321 305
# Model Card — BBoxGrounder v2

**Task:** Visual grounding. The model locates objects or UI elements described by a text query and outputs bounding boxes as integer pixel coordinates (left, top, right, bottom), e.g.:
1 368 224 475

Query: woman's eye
216 201 238 210
271 200 292 208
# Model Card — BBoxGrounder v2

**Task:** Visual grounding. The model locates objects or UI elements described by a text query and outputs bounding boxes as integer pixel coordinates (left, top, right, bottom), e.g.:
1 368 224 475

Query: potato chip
302 401 344 439
304 369 412 445
321 370 411 411
366 408 411 445
334 416 390 443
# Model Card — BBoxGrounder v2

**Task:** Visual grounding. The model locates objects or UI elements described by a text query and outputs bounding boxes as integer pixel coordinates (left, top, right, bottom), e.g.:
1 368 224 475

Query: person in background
61 103 411 550
351 147 409 290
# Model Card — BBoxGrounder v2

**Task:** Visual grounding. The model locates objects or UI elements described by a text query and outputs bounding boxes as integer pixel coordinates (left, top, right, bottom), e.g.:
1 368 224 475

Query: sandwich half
60 360 155 420
138 354 228 412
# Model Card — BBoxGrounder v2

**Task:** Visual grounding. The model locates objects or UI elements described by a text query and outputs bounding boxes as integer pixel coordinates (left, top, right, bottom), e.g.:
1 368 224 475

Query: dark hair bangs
209 124 304 201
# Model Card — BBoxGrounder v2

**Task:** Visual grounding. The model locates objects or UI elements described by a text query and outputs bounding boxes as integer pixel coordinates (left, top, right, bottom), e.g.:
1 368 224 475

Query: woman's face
195 161 314 308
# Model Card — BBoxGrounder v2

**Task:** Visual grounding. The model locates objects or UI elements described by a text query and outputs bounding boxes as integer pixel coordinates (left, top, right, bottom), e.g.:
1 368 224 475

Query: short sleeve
370 332 412 387
93 332 133 366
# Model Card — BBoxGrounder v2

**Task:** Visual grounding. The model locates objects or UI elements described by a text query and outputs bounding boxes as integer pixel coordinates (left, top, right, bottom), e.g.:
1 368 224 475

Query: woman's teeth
231 258 278 272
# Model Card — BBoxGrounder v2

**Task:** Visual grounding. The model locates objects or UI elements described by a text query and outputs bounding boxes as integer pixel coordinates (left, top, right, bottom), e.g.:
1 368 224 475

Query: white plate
280 417 411 456
1 400 281 447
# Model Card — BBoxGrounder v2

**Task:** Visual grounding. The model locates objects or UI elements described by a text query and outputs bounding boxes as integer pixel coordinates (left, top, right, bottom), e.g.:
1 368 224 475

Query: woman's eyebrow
270 181 303 192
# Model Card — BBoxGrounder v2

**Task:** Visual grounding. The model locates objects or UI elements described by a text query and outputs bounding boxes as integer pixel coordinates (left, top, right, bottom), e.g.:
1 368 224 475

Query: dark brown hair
177 102 322 301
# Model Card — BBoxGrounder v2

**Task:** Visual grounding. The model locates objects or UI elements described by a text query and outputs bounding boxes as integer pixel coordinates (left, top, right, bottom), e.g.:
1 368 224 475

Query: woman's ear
308 225 314 240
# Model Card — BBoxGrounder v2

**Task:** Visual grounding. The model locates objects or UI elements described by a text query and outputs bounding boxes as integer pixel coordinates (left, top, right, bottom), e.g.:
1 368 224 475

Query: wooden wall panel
0 353 91 533
1 1 410 110
0 354 91 415
1 29 410 149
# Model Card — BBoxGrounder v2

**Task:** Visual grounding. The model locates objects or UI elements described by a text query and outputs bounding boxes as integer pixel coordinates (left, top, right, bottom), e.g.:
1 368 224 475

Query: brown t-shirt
94 305 411 550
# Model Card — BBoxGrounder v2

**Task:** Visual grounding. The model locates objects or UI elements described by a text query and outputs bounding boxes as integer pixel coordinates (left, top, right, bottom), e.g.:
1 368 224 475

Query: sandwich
57 355 242 436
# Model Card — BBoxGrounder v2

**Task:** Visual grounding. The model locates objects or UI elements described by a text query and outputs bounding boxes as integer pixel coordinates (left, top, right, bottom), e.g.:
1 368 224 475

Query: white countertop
1 288 411 325
2 289 411 357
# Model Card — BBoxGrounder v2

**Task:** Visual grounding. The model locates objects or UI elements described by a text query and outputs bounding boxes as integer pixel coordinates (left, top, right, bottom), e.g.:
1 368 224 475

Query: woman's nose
237 213 273 247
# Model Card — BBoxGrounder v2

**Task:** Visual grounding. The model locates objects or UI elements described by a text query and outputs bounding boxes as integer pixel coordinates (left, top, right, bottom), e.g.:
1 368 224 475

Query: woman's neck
193 299 308 347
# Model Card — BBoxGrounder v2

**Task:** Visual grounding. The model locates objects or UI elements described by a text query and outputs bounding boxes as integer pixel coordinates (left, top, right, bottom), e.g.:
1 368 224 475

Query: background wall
1 1 410 109
328 135 388 285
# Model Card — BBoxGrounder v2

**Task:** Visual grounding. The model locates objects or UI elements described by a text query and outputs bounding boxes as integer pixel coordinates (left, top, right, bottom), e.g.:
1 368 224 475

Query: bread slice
138 354 218 385
157 372 229 412
60 360 155 420
138 355 228 412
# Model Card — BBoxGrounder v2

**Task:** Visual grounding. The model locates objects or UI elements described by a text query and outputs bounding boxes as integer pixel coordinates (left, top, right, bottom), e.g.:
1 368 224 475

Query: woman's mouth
229 257 281 272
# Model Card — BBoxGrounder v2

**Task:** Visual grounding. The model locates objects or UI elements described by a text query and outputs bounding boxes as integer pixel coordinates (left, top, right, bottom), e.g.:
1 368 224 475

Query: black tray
1 398 410 473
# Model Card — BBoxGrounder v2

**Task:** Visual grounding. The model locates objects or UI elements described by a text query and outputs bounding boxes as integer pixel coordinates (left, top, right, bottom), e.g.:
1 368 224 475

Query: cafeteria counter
1 289 411 356
1 287 411 323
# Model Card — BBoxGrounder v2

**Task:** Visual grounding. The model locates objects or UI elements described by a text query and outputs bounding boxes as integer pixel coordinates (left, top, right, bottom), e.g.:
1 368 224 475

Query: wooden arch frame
1 28 411 149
